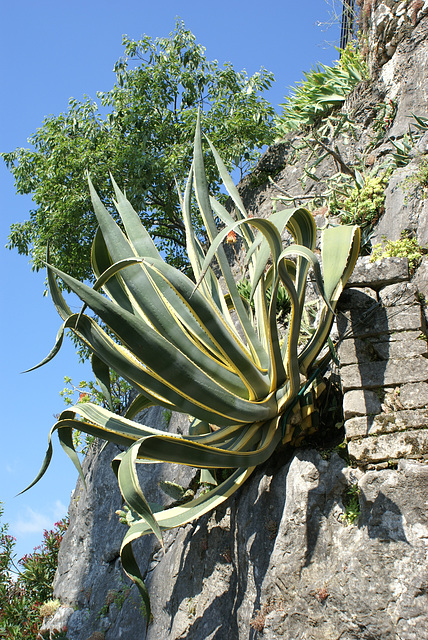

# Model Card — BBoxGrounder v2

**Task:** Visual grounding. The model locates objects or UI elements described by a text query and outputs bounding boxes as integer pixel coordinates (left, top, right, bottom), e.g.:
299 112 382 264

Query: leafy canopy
3 19 275 280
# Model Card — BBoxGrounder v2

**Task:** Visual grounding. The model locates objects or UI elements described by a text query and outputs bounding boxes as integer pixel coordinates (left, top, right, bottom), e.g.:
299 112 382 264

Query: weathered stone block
346 413 398 438
337 337 379 366
370 336 428 360
338 287 377 311
338 333 427 366
378 281 418 307
348 429 428 463
413 255 428 300
340 356 428 391
343 389 383 420
337 304 423 339
345 409 428 439
346 256 409 289
394 409 428 430
400 381 428 409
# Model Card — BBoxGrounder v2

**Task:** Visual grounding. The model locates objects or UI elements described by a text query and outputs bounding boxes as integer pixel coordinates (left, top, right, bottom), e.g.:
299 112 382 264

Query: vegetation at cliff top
274 44 368 136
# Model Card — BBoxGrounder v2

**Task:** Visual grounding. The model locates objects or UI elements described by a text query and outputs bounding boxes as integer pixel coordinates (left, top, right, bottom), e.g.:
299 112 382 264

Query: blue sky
0 0 341 561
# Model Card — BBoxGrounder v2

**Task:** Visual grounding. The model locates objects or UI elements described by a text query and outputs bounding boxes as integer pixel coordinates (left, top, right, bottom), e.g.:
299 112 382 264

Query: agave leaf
193 119 268 367
91 353 113 411
23 322 66 373
109 174 160 260
116 440 163 545
47 265 274 422
91 229 135 315
124 393 156 420
46 247 72 321
120 541 152 625
298 224 361 374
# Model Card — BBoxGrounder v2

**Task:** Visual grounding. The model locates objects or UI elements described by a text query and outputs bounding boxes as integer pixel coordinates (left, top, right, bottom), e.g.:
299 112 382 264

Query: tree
3 20 275 281
0 502 69 639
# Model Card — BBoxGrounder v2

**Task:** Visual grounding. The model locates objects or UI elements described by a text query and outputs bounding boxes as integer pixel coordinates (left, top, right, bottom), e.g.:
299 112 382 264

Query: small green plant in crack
39 599 61 618
404 155 428 197
158 480 195 503
370 231 425 274
162 408 172 426
368 99 397 149
341 484 361 525
187 597 197 617
97 588 130 619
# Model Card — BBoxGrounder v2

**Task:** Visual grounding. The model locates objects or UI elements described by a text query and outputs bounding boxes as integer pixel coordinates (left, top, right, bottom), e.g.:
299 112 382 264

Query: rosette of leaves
26 115 360 621
275 45 368 136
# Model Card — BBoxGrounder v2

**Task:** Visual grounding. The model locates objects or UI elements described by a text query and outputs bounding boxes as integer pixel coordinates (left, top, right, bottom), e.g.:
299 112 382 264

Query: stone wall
338 257 428 464
363 0 428 70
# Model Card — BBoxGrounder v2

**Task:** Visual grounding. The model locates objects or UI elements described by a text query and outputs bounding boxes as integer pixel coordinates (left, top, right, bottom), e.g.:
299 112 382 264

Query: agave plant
26 115 360 619
275 44 368 135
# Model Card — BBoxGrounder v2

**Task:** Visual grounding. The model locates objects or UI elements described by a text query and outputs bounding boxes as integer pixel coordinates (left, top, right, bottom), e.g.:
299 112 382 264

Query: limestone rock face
147 452 428 640
44 450 428 640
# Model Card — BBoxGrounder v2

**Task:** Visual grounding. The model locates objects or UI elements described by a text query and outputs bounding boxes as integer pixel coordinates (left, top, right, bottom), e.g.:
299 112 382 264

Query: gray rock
337 333 427 367
413 255 428 300
338 287 378 311
346 257 409 289
368 336 428 359
145 452 428 640
343 389 383 420
44 408 196 640
348 429 428 463
337 303 422 339
400 381 428 408
345 408 428 439
340 356 428 391
49 445 428 640
378 281 418 307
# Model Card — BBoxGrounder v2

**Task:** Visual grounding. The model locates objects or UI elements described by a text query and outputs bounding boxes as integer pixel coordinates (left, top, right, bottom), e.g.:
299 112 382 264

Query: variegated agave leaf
26 115 360 621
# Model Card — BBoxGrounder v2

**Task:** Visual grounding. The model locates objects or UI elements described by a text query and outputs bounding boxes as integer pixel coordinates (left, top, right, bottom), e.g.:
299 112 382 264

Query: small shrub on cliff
370 232 425 273
335 170 391 229
0 505 68 640
275 44 368 135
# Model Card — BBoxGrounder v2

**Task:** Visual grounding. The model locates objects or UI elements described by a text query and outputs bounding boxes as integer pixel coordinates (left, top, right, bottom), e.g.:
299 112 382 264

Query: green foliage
27 119 360 622
161 409 172 425
370 232 425 273
3 20 274 282
341 484 361 525
335 169 391 228
237 277 291 319
388 114 428 168
0 504 68 639
404 155 428 196
60 373 133 453
19 519 69 605
158 481 195 502
275 45 368 136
